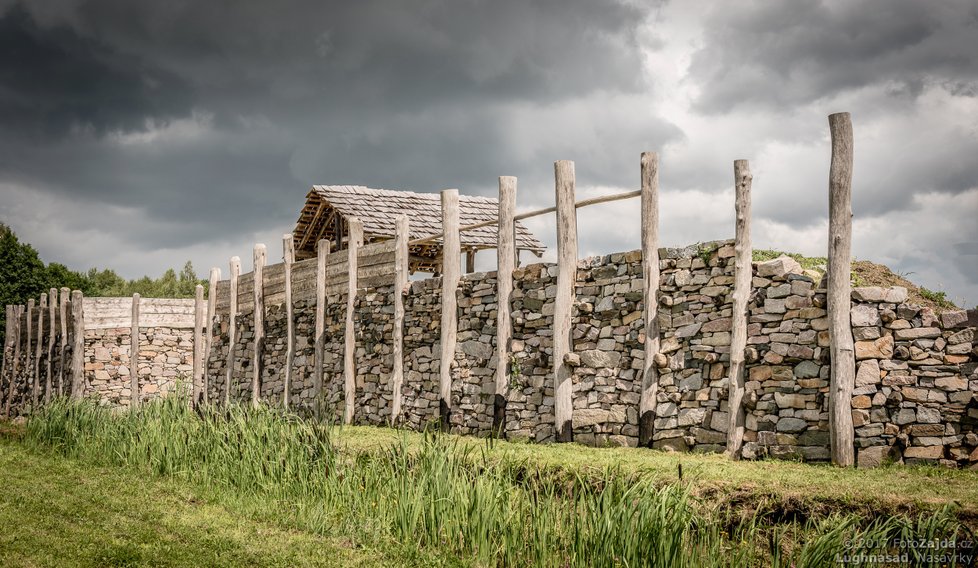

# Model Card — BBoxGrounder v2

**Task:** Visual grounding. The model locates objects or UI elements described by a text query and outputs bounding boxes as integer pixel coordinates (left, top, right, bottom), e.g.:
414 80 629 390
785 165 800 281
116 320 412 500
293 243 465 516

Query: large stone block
851 286 908 303
855 336 894 360
757 256 802 279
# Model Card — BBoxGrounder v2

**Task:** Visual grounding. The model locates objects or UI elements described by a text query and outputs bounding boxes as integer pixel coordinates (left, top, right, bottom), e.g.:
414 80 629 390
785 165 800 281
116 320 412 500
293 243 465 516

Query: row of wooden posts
196 112 855 465
1 288 85 417
1 113 857 466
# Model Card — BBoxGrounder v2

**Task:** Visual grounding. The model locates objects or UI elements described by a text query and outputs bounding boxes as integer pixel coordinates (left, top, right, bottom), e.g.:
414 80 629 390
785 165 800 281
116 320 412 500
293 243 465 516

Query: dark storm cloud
0 0 666 250
688 0 978 113
0 4 193 139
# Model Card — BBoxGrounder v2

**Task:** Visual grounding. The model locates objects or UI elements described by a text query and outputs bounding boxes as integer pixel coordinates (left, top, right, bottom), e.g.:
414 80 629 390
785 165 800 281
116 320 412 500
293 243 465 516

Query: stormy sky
1 0 976 305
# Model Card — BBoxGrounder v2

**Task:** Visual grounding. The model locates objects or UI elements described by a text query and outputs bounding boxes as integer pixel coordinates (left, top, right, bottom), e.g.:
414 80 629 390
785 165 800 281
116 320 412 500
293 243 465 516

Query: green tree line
1 224 204 346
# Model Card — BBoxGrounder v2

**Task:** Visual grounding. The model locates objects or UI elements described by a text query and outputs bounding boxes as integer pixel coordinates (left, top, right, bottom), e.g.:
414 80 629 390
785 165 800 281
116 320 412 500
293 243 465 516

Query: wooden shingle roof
292 185 545 271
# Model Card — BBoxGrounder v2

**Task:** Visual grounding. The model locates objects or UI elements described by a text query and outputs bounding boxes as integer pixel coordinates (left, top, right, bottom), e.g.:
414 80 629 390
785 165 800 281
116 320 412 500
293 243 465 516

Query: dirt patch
852 260 959 312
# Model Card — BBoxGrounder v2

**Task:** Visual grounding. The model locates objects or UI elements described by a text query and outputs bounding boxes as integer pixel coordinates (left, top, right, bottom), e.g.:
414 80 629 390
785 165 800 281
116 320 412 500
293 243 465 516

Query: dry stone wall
85 326 193 406
195 240 977 467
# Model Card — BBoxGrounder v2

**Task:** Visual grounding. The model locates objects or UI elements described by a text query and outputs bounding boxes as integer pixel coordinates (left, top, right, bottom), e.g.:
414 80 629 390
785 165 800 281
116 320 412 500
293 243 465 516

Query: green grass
6 397 977 567
332 426 978 520
0 436 387 567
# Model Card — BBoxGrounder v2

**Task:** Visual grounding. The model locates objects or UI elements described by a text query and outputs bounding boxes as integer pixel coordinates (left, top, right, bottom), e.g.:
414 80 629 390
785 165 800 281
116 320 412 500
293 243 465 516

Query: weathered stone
855 360 880 387
757 256 802 279
850 305 881 327
855 335 894 360
941 310 969 329
904 446 943 460
794 360 820 379
894 327 941 341
776 417 808 433
857 445 898 468
851 286 908 304
580 350 622 368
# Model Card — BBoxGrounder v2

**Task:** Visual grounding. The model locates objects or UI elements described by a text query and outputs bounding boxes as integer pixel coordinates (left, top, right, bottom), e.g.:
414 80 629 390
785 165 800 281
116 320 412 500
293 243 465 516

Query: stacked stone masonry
5 240 976 469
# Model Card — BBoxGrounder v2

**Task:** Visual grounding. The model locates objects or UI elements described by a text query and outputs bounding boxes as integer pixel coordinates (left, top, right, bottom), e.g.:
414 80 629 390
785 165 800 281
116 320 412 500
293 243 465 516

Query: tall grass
21 397 974 567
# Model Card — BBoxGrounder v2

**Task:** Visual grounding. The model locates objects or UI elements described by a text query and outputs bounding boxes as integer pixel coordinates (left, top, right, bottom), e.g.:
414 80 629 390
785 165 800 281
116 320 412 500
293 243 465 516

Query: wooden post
390 215 409 424
131 294 140 407
25 299 34 408
225 257 240 405
726 159 752 458
439 190 460 432
4 305 23 416
204 268 220 404
282 234 295 409
46 288 56 403
553 161 577 442
34 295 45 406
252 243 266 407
1 305 15 417
465 249 476 273
494 176 517 437
827 112 856 467
313 240 329 419
639 153 661 447
344 218 364 424
70 290 84 400
0 306 9 413
58 288 68 397
192 284 205 406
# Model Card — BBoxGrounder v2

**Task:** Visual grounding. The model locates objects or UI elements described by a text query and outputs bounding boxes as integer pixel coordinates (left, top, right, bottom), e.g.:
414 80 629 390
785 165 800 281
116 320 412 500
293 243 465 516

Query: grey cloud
689 0 978 113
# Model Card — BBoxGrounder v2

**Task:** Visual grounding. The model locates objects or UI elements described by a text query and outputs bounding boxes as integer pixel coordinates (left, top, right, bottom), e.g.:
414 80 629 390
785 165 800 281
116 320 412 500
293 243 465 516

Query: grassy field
0 437 396 567
2 398 976 567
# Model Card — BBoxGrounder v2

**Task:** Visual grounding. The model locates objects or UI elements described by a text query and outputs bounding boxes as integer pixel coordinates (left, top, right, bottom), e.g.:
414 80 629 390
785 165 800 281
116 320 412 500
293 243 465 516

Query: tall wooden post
131 293 140 407
639 153 661 447
25 299 34 407
1 306 9 409
344 218 364 424
313 240 329 419
494 176 517 437
192 284 205 406
726 159 753 458
34 293 46 406
204 268 221 404
70 290 84 400
439 190 461 432
58 288 69 396
553 161 577 442
4 305 23 416
282 234 295 409
390 215 409 424
465 250 476 274
225 257 240 405
252 244 266 407
46 288 56 403
1 305 14 416
828 112 856 467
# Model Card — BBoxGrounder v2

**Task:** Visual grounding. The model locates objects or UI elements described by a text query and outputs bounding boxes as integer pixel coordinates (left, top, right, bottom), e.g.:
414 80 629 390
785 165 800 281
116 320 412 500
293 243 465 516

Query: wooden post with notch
131 293 140 407
439 190 460 432
313 239 329 419
225 257 240 405
494 176 516 437
344 218 364 424
639 153 661 447
193 284 205 406
283 234 295 409
204 268 220 404
553 161 577 442
390 215 409 424
46 288 56 403
828 112 856 467
252 244 266 407
70 290 84 400
58 288 69 397
726 159 752 458
34 294 45 406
